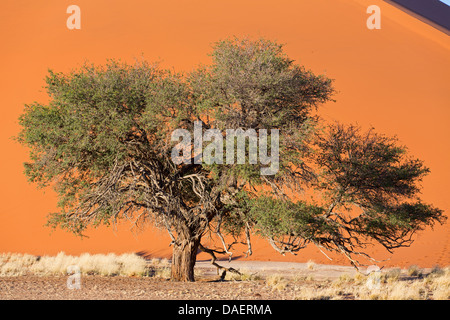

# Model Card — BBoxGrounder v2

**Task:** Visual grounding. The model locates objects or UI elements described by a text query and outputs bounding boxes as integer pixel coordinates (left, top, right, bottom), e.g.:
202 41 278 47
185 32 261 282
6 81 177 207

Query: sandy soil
0 0 448 269
0 261 436 300
0 260 352 300
0 275 301 300
195 260 359 280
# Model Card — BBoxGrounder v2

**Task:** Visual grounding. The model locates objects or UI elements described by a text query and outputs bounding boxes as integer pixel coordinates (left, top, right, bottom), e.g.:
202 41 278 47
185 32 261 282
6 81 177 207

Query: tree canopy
17 37 445 281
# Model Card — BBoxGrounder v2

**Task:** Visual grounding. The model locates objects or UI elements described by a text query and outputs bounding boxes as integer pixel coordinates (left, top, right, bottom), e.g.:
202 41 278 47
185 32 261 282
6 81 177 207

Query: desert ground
0 253 448 300
1 0 448 270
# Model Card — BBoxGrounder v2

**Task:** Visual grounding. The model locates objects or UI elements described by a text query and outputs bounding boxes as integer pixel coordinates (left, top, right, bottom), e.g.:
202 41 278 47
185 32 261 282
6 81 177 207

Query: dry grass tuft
387 281 422 300
297 265 449 300
407 265 423 277
294 286 338 300
224 268 262 281
332 273 353 288
154 267 171 279
0 253 38 276
380 268 402 284
0 252 149 277
266 274 289 291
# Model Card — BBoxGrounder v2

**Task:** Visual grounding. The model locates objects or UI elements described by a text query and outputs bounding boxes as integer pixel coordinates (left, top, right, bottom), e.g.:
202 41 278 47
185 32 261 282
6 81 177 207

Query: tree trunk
171 236 200 282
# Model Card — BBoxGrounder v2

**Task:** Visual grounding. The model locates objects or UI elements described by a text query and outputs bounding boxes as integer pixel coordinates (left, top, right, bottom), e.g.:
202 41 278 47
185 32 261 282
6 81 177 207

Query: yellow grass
0 252 149 277
1 252 449 299
307 260 316 271
294 266 450 300
225 268 263 281
265 274 289 291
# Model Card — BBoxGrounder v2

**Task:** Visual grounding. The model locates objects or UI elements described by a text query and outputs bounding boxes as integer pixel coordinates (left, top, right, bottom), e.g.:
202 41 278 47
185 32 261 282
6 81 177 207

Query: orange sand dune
0 0 448 268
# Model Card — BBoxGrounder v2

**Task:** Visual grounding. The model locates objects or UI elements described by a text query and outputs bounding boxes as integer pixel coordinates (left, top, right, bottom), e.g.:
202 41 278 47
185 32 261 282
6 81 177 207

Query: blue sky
439 0 450 6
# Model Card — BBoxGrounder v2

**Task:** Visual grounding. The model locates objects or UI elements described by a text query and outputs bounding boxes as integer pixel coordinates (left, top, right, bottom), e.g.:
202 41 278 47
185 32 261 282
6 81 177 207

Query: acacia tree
249 123 445 265
17 37 445 281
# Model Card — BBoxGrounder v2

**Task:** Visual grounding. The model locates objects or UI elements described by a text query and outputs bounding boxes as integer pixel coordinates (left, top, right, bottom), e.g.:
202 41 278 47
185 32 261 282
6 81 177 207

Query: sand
0 0 448 268
0 260 444 300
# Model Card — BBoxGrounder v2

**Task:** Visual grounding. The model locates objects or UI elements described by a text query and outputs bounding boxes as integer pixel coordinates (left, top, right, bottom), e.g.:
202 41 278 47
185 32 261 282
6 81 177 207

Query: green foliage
16 37 445 270
249 196 327 239
188 36 333 184
307 123 446 255
206 37 334 129
314 124 429 205
17 60 165 233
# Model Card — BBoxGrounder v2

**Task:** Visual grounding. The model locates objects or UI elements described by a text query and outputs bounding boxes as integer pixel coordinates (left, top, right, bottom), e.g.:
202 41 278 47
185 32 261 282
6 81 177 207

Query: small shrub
353 272 367 285
407 265 422 277
305 275 315 281
117 253 148 276
155 267 171 279
382 268 402 283
388 282 421 300
307 260 316 270
266 274 288 291
430 265 444 277
333 273 353 288
160 258 170 266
